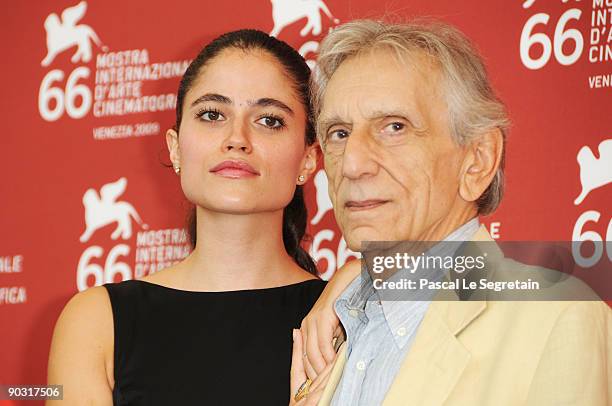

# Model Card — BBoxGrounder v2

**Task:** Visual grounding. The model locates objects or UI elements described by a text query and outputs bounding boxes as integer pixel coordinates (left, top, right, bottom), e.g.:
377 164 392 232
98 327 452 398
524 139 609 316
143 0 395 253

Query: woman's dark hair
176 29 318 275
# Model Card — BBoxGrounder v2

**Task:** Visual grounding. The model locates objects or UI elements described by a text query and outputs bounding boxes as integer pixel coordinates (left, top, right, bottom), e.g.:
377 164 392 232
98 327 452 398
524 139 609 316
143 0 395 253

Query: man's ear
459 129 503 203
166 128 180 169
298 143 321 183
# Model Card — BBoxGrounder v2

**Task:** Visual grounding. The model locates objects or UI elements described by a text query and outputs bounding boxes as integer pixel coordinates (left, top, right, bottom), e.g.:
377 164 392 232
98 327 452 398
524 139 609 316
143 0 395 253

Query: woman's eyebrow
251 98 294 116
191 93 232 107
190 94 293 116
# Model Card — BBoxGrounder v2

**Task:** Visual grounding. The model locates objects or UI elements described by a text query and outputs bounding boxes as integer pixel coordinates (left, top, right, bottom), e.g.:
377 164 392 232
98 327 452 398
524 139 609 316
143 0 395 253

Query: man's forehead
323 50 438 99
319 51 441 124
329 47 437 82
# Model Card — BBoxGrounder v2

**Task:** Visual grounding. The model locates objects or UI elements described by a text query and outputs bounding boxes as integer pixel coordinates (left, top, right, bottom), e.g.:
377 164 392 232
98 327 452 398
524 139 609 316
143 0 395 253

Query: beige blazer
319 226 612 405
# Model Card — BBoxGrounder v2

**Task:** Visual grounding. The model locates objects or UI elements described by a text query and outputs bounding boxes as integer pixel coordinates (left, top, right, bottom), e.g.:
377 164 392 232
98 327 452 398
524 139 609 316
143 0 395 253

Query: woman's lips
209 160 260 178
345 199 389 211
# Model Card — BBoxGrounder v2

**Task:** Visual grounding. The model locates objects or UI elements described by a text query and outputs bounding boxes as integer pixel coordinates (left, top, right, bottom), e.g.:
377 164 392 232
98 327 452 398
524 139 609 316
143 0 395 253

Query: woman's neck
177 206 309 291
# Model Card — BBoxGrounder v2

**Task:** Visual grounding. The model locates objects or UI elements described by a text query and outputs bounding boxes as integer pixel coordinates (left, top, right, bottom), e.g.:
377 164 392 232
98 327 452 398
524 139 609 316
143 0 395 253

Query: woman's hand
300 259 361 378
289 329 335 406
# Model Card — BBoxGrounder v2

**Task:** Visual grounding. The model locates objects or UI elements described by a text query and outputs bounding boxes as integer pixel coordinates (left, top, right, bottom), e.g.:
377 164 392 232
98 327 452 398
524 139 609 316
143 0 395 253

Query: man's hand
300 260 361 377
289 329 336 406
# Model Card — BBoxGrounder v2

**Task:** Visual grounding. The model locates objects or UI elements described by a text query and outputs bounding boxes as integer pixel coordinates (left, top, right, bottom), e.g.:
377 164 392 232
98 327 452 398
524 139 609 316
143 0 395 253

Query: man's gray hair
311 19 510 215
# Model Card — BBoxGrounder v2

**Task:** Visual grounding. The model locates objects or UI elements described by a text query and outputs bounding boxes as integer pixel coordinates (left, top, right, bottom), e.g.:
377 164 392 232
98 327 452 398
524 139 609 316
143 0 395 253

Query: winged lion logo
80 177 147 243
41 1 102 67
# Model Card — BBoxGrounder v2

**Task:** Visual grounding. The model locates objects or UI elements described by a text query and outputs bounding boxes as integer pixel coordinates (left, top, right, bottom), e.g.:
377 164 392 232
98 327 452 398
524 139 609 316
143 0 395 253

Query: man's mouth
345 199 389 211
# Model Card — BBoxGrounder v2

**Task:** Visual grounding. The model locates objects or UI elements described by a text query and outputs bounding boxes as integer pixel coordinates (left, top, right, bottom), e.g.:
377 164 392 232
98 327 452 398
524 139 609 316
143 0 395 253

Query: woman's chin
193 198 264 215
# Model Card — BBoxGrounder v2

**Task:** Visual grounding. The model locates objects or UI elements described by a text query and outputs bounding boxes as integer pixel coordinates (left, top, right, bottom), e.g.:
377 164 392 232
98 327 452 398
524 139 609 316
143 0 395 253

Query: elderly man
290 20 611 406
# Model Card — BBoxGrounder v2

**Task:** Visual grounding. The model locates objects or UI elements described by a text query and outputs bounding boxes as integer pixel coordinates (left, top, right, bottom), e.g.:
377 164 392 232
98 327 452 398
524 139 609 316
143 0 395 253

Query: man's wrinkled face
319 49 468 250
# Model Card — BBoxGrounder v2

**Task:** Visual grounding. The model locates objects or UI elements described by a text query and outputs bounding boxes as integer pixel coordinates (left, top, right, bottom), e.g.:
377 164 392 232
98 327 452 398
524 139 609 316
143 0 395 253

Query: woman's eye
257 116 284 129
198 110 224 121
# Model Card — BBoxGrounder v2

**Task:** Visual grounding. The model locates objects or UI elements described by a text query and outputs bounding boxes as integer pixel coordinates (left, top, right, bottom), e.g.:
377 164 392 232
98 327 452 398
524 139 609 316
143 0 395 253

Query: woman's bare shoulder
55 286 114 333
48 286 114 403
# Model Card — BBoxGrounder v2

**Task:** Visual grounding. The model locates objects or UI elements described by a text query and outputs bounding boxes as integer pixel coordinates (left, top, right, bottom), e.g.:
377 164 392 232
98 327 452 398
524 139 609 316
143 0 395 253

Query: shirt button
349 309 359 318
356 360 366 371
397 327 407 337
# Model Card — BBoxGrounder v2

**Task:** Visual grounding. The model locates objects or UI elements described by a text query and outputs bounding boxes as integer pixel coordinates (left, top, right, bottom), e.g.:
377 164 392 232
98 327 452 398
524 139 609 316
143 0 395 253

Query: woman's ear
166 128 180 170
298 143 320 184
459 128 503 203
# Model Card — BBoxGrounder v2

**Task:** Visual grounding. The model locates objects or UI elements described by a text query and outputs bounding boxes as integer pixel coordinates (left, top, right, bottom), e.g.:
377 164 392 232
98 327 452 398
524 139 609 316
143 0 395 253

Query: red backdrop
1 1 610 403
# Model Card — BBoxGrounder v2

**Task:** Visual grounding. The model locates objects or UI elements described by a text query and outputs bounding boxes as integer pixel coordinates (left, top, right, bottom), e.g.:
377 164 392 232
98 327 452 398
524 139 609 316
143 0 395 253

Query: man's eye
256 116 285 129
328 129 349 141
385 122 405 132
197 110 224 121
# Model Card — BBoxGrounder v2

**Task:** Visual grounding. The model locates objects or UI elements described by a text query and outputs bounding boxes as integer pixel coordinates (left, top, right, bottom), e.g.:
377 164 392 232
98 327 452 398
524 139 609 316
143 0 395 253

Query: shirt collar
334 217 481 348
380 217 481 347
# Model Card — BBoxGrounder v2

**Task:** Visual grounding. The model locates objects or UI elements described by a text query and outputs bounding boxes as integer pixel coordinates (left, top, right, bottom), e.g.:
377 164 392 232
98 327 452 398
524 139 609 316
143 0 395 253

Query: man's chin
343 227 388 252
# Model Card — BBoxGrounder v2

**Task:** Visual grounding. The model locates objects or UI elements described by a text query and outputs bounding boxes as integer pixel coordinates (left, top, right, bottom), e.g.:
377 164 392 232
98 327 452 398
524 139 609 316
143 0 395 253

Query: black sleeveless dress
103 278 326 405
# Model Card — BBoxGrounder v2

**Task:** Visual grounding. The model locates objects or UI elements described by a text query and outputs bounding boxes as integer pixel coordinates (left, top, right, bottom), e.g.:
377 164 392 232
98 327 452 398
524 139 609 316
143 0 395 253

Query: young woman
47 29 327 405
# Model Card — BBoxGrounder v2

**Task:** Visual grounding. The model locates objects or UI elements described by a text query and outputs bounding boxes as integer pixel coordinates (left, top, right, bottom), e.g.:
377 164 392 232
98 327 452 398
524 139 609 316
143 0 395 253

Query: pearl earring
298 174 305 183
174 165 181 174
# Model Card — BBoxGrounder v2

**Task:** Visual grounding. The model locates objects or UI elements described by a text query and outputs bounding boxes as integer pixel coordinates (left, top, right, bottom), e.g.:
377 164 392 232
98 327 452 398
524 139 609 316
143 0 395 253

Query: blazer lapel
382 225 494 406
382 299 485 406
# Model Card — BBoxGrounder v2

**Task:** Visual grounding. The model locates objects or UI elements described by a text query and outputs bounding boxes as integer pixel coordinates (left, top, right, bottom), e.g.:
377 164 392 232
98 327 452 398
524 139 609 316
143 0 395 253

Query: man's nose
221 118 252 153
341 129 379 180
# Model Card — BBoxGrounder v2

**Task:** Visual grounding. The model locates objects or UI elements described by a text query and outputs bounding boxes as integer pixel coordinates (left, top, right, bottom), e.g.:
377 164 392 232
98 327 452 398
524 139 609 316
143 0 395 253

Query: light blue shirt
330 219 481 406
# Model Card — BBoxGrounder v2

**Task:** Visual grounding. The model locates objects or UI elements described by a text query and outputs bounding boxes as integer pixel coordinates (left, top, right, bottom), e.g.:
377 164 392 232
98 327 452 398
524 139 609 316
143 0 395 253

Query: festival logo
574 139 612 205
76 178 190 290
269 0 339 37
79 177 147 243
269 0 340 69
38 1 189 141
41 1 102 67
571 138 611 268
520 0 611 88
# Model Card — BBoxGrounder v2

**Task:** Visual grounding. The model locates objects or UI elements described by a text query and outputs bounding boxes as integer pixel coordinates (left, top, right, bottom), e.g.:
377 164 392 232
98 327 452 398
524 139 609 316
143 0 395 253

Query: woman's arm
300 259 361 376
46 286 114 405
